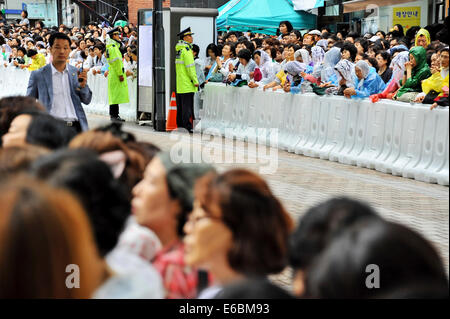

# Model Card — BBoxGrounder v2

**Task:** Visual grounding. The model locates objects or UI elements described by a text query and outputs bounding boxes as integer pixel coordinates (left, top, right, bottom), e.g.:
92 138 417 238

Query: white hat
308 30 322 36
369 35 380 42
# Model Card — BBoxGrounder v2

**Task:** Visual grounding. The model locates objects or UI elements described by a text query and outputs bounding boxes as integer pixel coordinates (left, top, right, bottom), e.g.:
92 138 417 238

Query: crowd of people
0 12 138 80
0 94 448 299
197 19 448 110
0 14 449 299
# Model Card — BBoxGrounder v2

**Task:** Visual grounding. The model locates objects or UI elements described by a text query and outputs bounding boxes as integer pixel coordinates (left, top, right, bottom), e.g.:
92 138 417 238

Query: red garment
152 240 198 299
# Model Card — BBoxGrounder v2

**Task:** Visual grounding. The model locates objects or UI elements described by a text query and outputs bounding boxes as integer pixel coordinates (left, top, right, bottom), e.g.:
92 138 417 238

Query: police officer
175 27 199 133
106 27 129 122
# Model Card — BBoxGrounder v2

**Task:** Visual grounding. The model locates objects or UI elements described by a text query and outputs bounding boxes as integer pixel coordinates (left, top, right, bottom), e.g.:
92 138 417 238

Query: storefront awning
343 0 414 13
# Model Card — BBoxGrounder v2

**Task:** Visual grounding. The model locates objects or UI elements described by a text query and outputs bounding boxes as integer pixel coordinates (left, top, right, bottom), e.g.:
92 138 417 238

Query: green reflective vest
175 40 199 94
106 38 129 105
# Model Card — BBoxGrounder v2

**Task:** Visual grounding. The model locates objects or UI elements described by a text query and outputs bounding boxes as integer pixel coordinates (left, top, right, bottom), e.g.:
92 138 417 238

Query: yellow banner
392 7 421 31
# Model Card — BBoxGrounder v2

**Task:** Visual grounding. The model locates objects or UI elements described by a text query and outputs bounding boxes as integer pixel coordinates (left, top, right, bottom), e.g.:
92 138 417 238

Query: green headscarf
396 46 431 98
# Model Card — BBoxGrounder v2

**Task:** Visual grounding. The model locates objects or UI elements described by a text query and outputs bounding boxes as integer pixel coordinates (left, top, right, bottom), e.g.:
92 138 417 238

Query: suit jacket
26 63 92 131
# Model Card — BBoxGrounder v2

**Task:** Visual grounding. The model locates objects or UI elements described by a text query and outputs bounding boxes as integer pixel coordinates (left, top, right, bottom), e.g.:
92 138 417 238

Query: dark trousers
176 93 194 131
110 104 119 117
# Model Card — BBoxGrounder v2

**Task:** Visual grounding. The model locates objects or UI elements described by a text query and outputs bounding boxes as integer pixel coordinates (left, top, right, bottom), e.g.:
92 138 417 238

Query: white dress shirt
50 63 78 122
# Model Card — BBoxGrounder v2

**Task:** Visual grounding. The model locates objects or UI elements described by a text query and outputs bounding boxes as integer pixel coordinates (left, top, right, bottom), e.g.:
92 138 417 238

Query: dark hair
287 43 301 52
346 31 360 41
376 51 392 66
291 30 302 41
22 10 28 18
0 96 45 147
215 278 295 299
25 113 77 150
305 219 449 299
376 30 386 38
237 48 252 62
17 47 27 55
366 57 379 71
26 49 37 57
206 43 220 58
289 197 379 271
49 32 71 47
192 44 200 57
30 149 131 257
279 21 294 34
355 37 369 52
223 42 236 57
267 47 277 60
252 50 262 59
195 169 294 276
341 42 358 61
94 43 105 53
394 23 405 36
251 38 263 49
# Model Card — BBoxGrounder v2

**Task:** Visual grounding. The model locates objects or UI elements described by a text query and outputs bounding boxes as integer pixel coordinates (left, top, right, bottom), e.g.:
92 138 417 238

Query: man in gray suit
27 32 92 132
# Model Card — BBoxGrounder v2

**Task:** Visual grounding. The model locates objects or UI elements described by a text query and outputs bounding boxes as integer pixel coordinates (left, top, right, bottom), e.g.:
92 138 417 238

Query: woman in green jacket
394 46 431 103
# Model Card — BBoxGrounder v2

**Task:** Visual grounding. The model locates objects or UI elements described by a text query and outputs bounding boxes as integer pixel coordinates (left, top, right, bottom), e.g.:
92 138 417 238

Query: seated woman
302 47 341 87
344 60 386 99
131 152 215 298
393 46 431 102
283 61 307 93
227 49 256 85
415 47 449 108
370 51 409 102
211 43 237 83
184 169 294 298
204 43 224 83
335 59 355 95
248 50 278 88
376 51 393 84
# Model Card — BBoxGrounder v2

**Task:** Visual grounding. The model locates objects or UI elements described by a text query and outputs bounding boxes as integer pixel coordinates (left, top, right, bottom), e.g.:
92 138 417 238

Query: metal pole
153 0 166 131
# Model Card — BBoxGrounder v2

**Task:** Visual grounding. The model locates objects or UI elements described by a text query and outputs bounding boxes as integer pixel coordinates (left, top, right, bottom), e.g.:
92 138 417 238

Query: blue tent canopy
217 0 317 35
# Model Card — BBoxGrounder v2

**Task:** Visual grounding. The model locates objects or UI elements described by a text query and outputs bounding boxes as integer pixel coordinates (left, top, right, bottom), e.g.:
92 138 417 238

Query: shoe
111 116 125 122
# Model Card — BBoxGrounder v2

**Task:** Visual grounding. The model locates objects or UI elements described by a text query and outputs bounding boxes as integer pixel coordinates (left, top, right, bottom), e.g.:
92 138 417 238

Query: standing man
27 32 92 133
175 27 199 133
106 27 129 122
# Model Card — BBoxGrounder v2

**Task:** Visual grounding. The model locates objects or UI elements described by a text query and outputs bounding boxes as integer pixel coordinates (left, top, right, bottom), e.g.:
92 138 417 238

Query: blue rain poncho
352 60 386 99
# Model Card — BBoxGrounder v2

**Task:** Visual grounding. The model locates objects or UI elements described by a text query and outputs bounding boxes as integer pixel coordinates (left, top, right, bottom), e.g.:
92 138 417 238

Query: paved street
88 114 450 288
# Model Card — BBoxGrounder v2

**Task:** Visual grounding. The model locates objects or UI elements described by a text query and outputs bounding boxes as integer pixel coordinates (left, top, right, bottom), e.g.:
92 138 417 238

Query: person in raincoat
415 28 431 48
394 46 431 102
248 50 278 88
344 60 386 99
335 59 355 95
415 47 449 105
106 27 129 122
283 61 307 93
370 51 409 102
304 47 341 87
175 27 199 133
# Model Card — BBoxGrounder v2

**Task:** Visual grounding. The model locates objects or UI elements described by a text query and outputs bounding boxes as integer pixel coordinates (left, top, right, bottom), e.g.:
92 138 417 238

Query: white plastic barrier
197 83 449 186
0 66 137 122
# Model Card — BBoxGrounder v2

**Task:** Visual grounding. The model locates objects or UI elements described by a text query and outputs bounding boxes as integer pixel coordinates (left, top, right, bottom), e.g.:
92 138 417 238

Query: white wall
378 0 429 33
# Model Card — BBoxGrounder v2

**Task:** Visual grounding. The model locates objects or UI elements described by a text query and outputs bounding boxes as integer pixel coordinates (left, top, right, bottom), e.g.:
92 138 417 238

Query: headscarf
284 61 307 76
311 45 325 66
294 49 311 65
316 39 328 51
396 46 431 97
415 28 431 47
335 59 355 88
355 60 371 88
255 50 271 76
320 47 341 82
390 51 409 84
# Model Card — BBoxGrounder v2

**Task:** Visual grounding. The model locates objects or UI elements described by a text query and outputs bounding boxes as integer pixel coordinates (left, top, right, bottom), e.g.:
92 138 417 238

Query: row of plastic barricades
195 83 449 186
0 66 137 121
